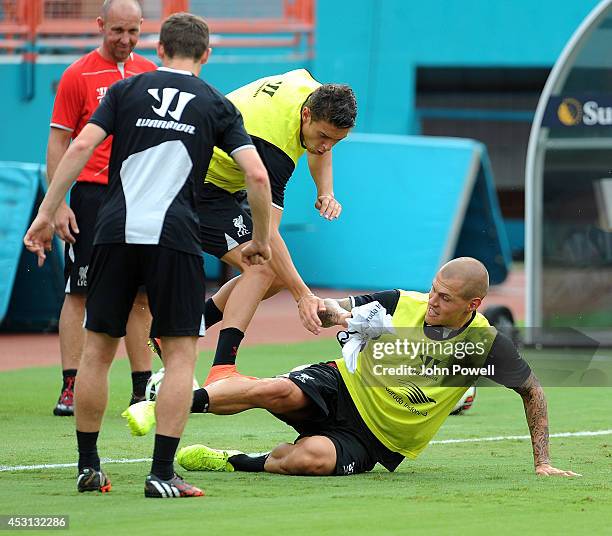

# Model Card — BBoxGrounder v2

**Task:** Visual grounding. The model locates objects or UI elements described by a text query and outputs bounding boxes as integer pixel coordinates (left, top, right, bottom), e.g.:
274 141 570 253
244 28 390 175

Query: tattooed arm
317 291 401 329
318 298 352 328
513 373 581 477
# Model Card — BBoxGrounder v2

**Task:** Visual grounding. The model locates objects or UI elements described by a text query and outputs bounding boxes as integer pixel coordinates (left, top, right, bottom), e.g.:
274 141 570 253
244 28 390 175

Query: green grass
1 340 611 535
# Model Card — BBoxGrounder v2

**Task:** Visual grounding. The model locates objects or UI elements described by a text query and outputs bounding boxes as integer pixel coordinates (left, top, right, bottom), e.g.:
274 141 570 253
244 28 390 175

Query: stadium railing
0 0 314 56
0 0 32 52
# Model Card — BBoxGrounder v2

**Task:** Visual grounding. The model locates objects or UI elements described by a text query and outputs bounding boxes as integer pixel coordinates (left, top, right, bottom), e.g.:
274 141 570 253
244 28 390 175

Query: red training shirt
50 49 156 185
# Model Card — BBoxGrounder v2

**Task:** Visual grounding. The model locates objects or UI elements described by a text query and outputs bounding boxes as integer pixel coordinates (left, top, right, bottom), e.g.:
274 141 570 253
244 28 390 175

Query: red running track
0 270 524 372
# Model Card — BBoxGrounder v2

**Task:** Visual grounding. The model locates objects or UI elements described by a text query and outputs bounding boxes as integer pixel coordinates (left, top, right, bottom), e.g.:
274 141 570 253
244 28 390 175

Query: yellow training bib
337 291 496 458
206 69 321 193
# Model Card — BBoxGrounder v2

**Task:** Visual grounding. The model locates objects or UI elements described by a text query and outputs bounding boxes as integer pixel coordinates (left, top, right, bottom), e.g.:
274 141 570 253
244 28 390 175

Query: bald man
47 0 155 416
124 257 580 478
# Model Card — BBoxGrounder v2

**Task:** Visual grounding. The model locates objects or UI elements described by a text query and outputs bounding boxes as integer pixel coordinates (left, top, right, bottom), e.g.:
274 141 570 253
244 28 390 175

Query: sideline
2 429 610 472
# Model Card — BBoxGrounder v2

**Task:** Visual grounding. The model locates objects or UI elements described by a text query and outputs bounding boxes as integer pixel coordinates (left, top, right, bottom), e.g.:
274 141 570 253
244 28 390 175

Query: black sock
131 371 151 398
228 453 269 472
212 327 244 367
150 434 180 480
63 369 77 389
190 388 210 413
76 430 100 472
204 298 223 329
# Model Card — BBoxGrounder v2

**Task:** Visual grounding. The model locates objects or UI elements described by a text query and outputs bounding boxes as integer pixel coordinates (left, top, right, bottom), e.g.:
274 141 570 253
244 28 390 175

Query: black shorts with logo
279 363 405 475
85 244 206 338
198 182 253 259
64 182 107 294
198 135 292 259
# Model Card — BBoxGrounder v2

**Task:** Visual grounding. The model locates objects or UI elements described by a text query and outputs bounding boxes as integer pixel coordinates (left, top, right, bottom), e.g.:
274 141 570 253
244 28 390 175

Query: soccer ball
450 386 476 415
145 368 200 401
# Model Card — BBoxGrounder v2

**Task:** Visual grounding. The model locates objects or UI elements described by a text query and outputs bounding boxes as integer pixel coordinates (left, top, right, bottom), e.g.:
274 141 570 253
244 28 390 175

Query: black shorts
64 182 106 294
85 244 205 338
198 182 253 259
279 363 404 475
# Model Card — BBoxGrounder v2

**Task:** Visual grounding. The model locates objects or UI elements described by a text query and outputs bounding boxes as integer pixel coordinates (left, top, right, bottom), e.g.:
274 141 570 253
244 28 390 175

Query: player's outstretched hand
241 240 272 266
298 293 325 335
315 194 342 220
23 214 55 267
535 463 582 477
54 202 79 243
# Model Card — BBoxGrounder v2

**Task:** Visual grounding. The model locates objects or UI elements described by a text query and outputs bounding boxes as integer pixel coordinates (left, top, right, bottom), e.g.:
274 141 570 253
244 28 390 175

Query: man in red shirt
47 0 156 416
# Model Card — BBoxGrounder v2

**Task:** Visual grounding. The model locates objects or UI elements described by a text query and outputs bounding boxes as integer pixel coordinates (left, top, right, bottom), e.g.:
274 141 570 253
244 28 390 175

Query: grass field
1 339 611 535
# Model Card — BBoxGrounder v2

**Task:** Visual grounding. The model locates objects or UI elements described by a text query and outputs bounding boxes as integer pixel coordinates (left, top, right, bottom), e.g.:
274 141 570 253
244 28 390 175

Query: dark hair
159 12 209 61
304 84 357 129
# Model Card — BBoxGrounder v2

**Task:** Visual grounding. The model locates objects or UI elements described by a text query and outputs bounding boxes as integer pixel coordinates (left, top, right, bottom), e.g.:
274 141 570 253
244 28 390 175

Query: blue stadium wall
0 0 598 162
0 0 599 163
0 0 601 295
312 0 600 135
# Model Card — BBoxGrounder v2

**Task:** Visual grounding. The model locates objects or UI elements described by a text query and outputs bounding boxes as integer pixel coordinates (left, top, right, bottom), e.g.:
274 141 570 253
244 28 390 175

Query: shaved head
438 257 489 300
101 0 142 20
97 0 142 63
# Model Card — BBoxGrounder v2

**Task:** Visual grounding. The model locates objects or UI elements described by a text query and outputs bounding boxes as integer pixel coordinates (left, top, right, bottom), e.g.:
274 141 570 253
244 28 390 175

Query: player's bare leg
204 376 311 415
204 244 277 385
177 380 335 475
59 294 86 370
264 436 336 476
208 272 284 315
58 291 153 413
73 330 119 491
145 335 203 496
203 376 336 475
154 336 198 437
218 245 277 329
123 375 311 436
177 434 336 476
74 330 119 432
124 291 153 403
55 293 86 416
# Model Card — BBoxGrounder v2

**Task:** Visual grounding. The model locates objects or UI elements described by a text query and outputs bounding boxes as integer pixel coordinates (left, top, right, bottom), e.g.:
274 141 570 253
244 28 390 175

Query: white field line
430 429 612 444
1 430 611 472
0 458 151 472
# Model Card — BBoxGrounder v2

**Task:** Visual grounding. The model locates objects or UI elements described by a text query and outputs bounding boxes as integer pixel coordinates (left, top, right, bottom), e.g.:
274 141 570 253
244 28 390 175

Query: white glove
341 301 395 373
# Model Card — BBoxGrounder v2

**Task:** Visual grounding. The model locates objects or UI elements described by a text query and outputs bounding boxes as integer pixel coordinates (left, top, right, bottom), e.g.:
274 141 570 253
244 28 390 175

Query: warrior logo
148 88 195 121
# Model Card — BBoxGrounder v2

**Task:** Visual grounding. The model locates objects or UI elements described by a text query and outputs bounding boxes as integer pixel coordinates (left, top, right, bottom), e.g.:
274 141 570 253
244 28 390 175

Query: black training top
89 67 254 255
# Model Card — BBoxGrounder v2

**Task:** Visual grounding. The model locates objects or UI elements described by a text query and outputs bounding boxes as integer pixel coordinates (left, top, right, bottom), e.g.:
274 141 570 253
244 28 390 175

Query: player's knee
269 278 285 294
251 379 296 412
261 278 285 301
81 333 117 366
243 261 276 284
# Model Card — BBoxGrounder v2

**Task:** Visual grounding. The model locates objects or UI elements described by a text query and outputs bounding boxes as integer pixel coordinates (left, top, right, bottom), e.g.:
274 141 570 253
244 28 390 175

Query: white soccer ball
145 368 200 401
450 386 477 415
